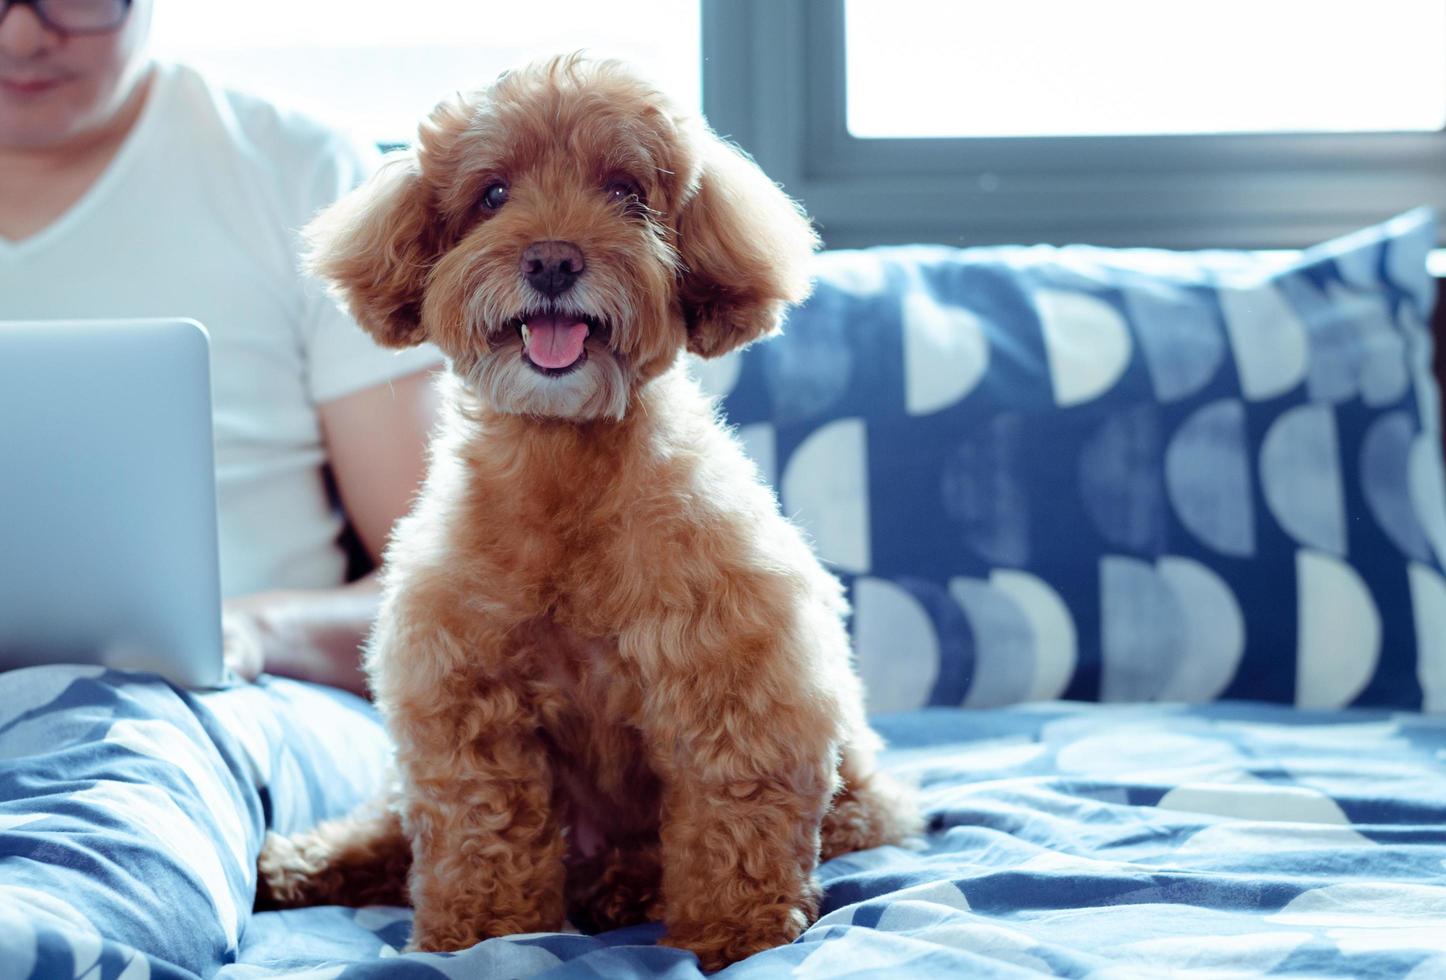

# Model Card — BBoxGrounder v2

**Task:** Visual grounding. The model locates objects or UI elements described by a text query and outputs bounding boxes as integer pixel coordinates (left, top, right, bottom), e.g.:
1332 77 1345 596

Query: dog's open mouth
510 311 610 376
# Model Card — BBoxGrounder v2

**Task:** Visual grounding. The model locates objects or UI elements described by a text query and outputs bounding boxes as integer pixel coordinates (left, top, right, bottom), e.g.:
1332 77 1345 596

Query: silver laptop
0 318 224 688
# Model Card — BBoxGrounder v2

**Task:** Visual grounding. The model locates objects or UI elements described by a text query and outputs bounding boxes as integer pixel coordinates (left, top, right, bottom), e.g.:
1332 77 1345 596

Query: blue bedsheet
3 666 1445 978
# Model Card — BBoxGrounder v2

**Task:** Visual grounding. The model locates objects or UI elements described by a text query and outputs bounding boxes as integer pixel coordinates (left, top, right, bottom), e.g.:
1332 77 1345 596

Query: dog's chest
516 617 661 850
468 431 701 623
526 618 621 698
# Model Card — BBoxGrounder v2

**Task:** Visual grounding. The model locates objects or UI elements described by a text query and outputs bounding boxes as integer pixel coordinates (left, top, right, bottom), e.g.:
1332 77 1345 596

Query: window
846 0 1446 139
150 1 700 145
703 0 1446 251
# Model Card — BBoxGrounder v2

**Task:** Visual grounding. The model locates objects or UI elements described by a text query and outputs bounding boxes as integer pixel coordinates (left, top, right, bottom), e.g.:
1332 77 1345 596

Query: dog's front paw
661 904 810 973
403 915 489 954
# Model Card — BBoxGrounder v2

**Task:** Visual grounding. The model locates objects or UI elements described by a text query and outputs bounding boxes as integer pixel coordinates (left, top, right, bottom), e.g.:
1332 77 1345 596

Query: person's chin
0 117 67 151
0 103 84 148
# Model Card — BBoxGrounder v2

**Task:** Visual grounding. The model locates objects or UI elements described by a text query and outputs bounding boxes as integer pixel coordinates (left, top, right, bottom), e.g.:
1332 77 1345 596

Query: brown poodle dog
256 55 920 971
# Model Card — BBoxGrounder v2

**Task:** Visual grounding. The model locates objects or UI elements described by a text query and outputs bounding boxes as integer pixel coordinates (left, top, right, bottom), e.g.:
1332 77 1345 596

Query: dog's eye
605 178 644 210
481 182 509 211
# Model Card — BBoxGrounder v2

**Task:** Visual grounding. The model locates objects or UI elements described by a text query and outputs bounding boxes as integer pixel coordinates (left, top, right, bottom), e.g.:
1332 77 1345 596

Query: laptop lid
0 318 224 688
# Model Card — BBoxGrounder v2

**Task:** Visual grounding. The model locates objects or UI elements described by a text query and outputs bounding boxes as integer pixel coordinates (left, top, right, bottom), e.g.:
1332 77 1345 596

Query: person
0 2 440 975
0 0 442 696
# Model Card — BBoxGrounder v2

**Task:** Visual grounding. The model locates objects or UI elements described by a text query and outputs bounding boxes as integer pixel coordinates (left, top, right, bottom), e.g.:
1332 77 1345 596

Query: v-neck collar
0 61 170 260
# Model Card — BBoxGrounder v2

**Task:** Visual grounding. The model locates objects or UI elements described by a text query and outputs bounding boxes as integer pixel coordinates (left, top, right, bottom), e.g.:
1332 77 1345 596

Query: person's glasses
0 0 131 36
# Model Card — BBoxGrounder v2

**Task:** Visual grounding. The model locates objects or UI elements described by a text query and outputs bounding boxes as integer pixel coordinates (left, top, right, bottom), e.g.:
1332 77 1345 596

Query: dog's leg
564 840 664 933
392 683 566 952
651 750 833 970
368 590 567 953
635 641 841 971
256 805 410 909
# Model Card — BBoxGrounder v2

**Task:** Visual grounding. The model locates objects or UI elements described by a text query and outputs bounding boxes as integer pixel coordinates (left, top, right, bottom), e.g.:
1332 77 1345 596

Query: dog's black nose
521 241 585 297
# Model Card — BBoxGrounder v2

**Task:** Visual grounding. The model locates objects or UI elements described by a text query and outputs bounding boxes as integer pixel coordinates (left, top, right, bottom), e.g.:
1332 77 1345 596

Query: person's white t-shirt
0 62 442 599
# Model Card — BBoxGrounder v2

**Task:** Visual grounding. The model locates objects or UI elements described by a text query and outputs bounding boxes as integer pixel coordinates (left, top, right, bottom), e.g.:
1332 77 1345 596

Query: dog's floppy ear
675 131 820 359
305 152 438 349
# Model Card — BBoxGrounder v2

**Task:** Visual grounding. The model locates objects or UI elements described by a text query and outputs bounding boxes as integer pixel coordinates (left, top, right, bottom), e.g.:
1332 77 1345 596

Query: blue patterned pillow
691 209 1446 713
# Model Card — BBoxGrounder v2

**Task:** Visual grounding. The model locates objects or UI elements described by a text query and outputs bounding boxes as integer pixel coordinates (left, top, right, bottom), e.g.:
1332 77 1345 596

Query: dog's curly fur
255 55 920 971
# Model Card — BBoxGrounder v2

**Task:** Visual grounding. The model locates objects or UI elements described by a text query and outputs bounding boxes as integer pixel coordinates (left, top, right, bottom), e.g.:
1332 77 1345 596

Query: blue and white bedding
4 666 1446 979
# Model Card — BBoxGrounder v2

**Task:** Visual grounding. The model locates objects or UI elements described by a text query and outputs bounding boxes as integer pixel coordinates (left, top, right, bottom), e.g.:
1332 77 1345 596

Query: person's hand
221 605 267 683
219 586 378 697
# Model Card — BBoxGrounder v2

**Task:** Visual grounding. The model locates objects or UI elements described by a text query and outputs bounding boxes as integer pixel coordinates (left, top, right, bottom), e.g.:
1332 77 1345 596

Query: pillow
693 209 1446 713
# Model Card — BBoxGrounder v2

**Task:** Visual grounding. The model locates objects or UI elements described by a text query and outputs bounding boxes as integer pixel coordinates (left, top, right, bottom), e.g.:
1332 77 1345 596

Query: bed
3 209 1443 978
3 672 1445 978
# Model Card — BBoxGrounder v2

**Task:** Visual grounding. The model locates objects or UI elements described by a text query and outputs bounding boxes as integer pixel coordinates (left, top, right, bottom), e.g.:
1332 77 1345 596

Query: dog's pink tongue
525 314 589 369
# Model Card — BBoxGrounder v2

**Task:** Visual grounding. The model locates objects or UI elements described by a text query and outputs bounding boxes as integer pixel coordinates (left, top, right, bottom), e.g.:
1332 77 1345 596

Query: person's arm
222 366 441 694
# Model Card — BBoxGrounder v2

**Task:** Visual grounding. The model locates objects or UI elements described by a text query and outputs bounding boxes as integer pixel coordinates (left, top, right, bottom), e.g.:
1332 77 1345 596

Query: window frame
701 0 1446 250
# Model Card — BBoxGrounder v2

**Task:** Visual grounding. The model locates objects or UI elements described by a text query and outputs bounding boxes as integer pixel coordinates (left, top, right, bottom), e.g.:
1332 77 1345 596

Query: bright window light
150 1 700 144
846 0 1446 138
